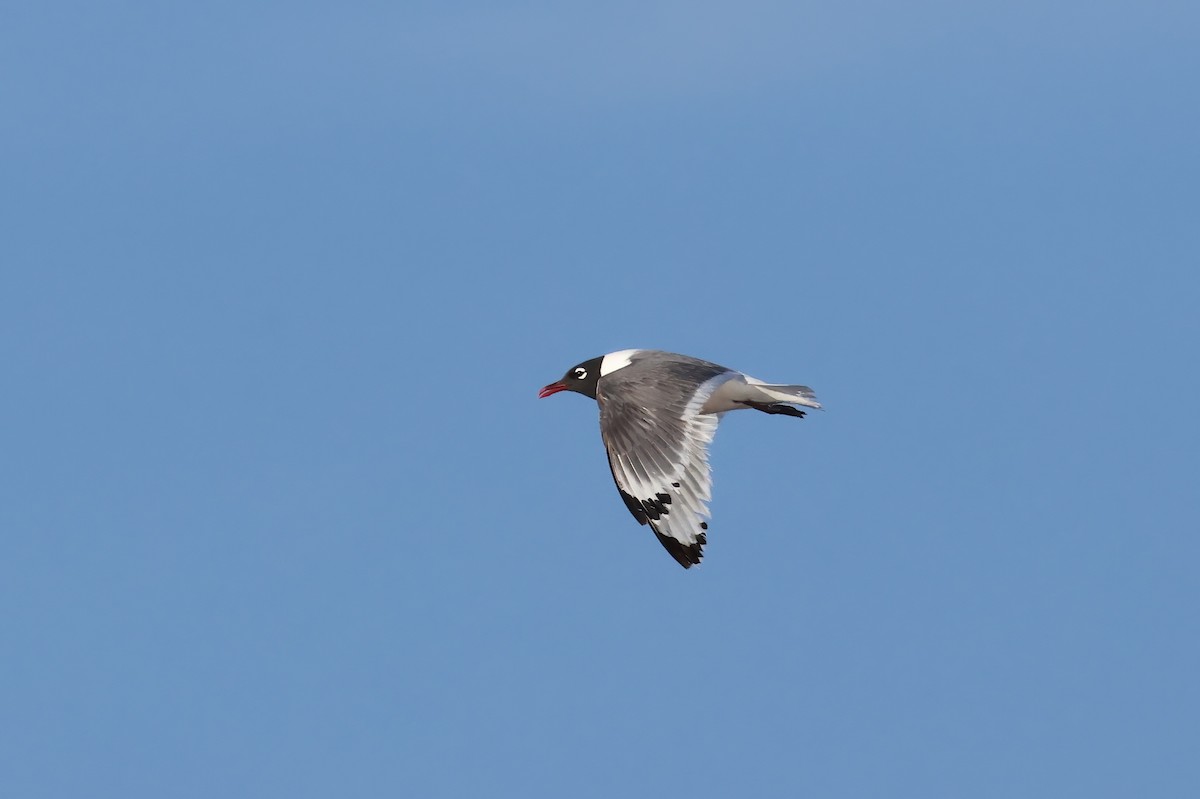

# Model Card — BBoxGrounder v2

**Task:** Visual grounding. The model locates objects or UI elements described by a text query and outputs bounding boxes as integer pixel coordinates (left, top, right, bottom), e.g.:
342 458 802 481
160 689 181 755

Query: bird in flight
539 349 820 568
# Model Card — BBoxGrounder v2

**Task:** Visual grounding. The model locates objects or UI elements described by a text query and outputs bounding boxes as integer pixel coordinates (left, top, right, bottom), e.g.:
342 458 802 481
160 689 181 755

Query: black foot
736 400 807 418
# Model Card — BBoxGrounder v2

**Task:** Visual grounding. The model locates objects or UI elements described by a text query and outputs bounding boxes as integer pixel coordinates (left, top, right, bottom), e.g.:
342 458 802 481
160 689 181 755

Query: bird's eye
573 368 587 379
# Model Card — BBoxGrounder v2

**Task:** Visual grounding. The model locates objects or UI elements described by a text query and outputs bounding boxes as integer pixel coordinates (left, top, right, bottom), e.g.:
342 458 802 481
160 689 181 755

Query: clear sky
3 2 1198 797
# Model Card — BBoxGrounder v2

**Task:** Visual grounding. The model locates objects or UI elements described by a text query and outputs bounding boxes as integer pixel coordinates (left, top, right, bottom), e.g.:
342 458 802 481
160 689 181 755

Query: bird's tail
744 378 823 410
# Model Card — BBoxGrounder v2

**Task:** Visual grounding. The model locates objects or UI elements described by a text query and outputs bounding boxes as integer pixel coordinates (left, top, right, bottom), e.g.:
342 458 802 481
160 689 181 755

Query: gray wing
597 354 736 568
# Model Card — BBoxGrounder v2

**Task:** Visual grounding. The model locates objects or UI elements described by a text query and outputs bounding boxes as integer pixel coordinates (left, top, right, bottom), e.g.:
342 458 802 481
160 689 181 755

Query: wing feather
597 360 735 568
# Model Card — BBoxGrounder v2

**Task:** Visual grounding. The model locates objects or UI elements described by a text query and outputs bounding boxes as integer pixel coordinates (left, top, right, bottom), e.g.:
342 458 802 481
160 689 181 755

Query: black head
539 356 604 400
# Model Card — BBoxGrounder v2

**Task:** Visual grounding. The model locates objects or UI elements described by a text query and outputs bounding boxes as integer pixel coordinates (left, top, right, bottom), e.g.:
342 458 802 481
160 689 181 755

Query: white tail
745 378 823 410
702 374 823 414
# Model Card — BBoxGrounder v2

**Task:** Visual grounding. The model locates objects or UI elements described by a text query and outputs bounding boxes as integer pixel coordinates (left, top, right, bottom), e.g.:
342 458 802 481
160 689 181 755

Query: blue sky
2 2 1198 797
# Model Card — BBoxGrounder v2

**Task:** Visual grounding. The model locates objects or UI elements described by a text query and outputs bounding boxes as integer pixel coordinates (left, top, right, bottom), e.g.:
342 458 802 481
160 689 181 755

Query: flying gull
539 349 820 568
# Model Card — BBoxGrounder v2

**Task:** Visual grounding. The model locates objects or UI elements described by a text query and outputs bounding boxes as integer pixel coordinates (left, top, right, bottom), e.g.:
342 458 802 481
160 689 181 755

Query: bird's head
539 356 604 400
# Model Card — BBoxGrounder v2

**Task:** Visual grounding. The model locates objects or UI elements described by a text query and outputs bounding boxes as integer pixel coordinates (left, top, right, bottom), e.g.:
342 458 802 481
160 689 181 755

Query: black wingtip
654 529 706 569
609 461 707 569
735 400 808 418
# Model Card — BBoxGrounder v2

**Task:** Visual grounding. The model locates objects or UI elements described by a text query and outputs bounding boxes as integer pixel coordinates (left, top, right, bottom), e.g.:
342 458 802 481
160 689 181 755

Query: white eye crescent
573 368 587 379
